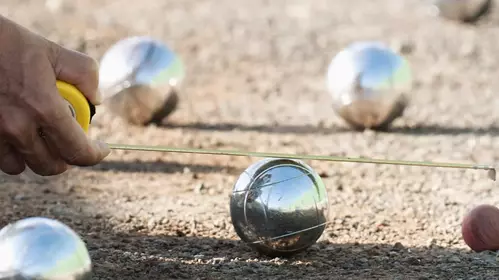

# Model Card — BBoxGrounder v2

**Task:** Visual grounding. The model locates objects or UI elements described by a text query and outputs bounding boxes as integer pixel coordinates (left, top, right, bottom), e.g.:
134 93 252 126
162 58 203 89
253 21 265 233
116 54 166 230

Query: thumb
50 44 102 105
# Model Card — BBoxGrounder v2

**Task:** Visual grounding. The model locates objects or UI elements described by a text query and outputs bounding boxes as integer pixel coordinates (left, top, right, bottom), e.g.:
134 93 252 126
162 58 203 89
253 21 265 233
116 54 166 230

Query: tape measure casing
56 81 95 132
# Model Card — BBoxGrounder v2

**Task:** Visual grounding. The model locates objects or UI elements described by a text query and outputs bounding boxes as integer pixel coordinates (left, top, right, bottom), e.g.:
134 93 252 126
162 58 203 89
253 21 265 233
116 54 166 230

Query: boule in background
326 41 413 131
98 36 186 126
429 0 493 23
230 158 329 257
0 217 92 280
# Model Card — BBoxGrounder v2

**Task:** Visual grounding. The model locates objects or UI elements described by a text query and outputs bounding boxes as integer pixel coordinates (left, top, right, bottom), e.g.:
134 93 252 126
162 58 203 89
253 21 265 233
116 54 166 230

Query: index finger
50 45 102 105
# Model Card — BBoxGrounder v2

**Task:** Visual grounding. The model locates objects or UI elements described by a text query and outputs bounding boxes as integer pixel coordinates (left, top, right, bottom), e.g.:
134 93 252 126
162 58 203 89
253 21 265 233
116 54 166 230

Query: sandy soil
2 0 499 279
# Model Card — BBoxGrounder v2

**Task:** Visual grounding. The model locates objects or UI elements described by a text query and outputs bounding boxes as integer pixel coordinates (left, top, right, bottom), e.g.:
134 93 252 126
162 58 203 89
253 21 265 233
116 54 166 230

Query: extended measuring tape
55 80 497 180
56 81 95 133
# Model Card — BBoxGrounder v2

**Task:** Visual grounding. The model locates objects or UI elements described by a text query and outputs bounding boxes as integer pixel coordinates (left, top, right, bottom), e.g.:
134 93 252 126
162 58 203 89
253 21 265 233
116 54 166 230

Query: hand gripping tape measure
56 81 95 133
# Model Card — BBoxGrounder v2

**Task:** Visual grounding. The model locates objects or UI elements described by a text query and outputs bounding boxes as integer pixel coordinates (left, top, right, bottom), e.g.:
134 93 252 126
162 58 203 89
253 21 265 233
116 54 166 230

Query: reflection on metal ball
327 41 412 130
0 217 92 280
430 0 492 23
98 36 186 125
230 158 329 257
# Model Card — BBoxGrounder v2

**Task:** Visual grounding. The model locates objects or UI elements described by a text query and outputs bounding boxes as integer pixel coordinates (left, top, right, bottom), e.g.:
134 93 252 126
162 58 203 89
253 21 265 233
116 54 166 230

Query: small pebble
392 242 405 251
14 194 27 201
211 257 226 264
194 183 205 194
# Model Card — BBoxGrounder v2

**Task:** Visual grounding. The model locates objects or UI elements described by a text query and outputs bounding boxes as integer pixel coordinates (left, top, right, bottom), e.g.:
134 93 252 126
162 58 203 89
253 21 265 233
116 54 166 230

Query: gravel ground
2 0 499 279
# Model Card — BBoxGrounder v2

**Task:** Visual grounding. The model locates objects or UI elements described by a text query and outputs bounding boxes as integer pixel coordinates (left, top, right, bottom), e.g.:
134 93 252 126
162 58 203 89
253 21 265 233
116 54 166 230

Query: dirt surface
2 0 499 279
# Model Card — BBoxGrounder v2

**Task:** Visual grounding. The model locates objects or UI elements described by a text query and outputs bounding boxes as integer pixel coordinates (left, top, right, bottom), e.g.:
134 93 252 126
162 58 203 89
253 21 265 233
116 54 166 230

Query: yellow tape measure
56 81 95 133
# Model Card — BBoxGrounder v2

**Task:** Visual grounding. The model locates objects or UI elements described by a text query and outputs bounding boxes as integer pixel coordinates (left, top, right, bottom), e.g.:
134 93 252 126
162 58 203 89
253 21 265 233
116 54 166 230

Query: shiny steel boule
99 36 186 125
327 41 412 130
0 217 92 280
430 0 492 23
230 158 329 257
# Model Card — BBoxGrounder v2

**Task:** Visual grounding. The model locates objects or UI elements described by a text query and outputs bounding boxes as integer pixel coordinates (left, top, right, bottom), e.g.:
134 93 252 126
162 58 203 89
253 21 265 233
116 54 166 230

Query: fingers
35 83 111 166
49 43 102 105
40 43 110 167
41 115 111 167
1 112 68 176
0 87 110 175
26 131 69 176
0 141 25 175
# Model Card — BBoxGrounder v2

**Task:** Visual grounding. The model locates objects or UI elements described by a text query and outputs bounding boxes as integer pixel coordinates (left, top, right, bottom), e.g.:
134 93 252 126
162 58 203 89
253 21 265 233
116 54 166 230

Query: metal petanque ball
327 41 412 130
430 0 492 23
98 36 186 126
230 158 329 257
0 217 92 280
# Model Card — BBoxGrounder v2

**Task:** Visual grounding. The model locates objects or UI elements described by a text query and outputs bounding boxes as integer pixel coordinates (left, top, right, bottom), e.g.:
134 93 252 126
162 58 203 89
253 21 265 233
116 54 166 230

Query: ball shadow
387 124 499 137
79 230 499 280
161 121 499 137
160 121 352 135
87 159 235 174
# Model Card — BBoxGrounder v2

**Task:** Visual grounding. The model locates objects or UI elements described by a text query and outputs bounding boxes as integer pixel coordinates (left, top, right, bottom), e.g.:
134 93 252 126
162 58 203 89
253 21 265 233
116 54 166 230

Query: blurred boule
45 0 73 13
98 36 185 125
430 0 492 23
0 217 92 280
326 41 412 130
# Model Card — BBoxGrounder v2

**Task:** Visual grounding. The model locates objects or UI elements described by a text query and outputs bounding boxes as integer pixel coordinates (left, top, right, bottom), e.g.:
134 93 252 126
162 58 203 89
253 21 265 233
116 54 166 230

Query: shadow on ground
89 238 499 280
1 176 498 280
163 121 499 137
162 121 352 135
388 125 499 137
87 159 236 174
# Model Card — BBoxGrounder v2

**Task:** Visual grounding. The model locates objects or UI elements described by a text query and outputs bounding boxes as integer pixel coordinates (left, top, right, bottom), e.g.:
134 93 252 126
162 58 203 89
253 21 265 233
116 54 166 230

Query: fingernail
94 89 103 105
96 140 111 157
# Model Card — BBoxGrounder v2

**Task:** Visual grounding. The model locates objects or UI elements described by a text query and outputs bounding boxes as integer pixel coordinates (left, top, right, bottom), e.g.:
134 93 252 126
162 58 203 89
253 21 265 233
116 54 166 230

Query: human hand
0 16 110 176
